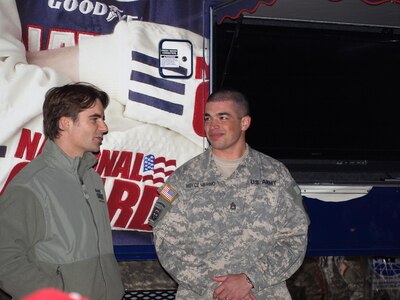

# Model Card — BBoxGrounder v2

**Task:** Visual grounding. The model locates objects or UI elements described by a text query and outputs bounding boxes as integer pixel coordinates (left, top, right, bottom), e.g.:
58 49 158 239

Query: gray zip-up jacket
0 140 124 300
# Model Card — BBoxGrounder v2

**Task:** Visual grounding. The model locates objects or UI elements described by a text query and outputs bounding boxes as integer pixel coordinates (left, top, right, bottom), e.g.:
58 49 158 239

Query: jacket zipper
81 183 108 297
57 265 65 291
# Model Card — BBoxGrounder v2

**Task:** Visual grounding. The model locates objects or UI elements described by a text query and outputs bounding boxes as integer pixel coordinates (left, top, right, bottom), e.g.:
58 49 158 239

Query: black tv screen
213 21 400 169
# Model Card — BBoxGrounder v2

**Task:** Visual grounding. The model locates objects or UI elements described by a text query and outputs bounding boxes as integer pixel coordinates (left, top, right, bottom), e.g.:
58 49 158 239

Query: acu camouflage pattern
152 147 309 299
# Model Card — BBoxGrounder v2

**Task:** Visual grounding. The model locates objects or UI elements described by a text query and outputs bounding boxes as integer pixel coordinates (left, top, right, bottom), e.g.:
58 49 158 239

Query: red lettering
126 185 158 231
129 152 143 181
195 56 210 80
0 162 29 195
111 151 132 179
97 150 144 181
107 180 157 231
14 128 44 160
107 179 141 228
193 81 209 137
96 150 119 177
193 57 210 137
25 26 98 51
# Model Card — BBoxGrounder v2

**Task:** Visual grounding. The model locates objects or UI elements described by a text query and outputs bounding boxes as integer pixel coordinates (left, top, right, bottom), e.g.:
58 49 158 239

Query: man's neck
212 145 249 178
212 143 247 160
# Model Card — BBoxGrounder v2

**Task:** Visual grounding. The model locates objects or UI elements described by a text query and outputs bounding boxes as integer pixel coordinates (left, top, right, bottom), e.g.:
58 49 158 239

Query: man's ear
59 116 72 132
241 115 251 131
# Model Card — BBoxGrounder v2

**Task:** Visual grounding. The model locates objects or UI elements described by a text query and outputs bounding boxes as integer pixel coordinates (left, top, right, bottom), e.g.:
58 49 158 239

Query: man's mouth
208 132 224 141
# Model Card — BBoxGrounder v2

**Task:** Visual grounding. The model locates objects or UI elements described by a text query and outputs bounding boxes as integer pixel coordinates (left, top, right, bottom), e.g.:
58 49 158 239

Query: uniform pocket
186 192 225 255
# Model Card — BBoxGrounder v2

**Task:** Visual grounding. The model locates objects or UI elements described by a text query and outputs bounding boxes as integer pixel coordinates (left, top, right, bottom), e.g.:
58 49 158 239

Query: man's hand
212 273 256 300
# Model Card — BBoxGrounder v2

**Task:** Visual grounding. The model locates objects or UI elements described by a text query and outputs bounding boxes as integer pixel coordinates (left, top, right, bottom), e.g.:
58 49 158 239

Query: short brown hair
207 89 250 117
43 82 109 140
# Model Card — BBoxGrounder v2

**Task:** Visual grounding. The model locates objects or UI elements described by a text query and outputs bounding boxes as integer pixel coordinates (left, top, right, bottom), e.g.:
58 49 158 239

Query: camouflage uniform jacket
151 146 309 299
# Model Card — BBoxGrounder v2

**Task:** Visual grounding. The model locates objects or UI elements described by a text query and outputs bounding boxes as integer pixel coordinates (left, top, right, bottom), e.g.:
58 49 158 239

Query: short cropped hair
43 82 109 140
207 89 250 117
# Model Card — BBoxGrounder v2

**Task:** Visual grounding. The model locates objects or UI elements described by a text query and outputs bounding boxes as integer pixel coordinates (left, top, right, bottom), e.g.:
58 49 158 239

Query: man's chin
90 146 101 154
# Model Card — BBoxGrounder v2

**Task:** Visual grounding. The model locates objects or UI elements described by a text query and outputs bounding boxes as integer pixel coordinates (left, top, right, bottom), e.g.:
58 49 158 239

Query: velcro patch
160 184 178 203
294 185 301 195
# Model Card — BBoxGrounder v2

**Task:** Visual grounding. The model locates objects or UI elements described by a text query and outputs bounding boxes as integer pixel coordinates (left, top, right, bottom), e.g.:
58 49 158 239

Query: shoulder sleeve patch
160 184 178 203
148 184 179 227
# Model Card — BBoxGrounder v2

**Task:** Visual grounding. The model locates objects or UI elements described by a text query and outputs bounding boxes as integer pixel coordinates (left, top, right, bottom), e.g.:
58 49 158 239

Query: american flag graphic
160 184 177 203
142 154 176 186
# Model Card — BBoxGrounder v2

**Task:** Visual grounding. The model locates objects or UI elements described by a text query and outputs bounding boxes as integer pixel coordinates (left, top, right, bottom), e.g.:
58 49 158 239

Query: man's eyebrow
217 112 231 117
204 112 231 117
89 113 104 119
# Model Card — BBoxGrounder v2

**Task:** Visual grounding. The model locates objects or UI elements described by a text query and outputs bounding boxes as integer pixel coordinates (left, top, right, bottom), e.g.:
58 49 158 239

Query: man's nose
210 118 220 128
99 120 108 133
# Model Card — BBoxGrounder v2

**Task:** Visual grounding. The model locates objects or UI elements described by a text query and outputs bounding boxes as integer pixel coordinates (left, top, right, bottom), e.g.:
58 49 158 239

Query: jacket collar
42 140 98 181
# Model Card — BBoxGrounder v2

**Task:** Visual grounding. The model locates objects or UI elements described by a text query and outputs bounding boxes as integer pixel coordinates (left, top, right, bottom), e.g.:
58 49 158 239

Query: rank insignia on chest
160 184 178 203
230 202 237 210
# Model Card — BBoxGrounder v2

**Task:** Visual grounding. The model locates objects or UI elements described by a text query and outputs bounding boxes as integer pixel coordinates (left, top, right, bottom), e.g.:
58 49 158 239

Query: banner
0 0 211 231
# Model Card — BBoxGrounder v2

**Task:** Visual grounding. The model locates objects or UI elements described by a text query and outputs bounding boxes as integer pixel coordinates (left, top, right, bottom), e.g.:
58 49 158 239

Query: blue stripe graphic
128 91 183 115
132 51 158 67
131 71 185 94
162 66 188 76
0 146 6 158
132 51 188 76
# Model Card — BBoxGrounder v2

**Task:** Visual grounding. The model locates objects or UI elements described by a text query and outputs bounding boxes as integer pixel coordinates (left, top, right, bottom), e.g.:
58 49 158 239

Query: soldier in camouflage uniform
149 89 309 300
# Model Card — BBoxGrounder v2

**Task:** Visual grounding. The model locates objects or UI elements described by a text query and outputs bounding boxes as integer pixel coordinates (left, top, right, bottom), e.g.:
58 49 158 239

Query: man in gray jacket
0 83 124 299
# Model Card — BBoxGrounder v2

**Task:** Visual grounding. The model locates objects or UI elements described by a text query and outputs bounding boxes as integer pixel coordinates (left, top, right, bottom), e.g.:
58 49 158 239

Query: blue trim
113 186 400 260
114 245 157 261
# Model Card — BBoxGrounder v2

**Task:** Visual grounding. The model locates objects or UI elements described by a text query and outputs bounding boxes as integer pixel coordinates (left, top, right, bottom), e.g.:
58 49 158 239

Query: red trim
219 0 400 24
361 0 400 4
218 0 278 24
330 0 400 4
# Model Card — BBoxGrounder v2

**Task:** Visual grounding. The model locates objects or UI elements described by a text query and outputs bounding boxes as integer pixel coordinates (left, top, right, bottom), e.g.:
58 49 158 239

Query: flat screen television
213 20 400 183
